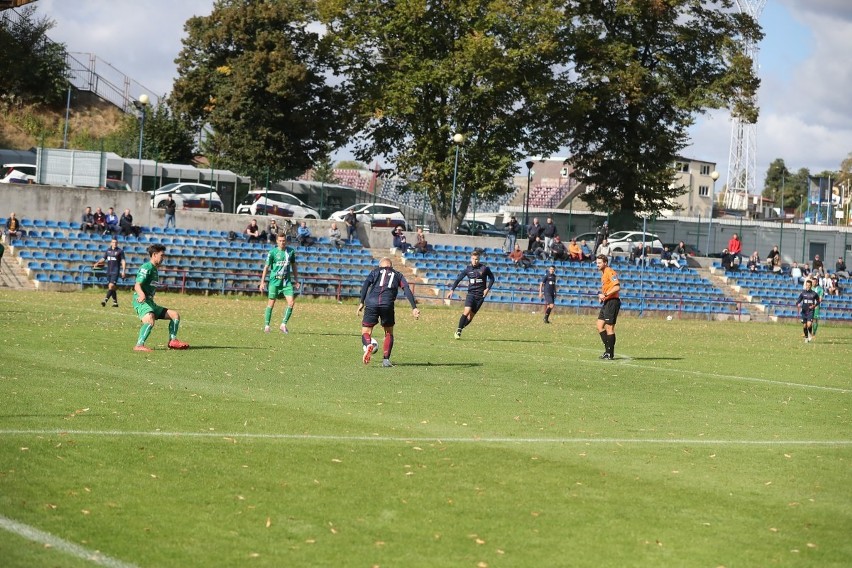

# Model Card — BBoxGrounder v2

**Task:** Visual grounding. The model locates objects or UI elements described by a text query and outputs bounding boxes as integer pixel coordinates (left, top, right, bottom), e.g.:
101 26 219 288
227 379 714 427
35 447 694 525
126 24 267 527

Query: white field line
0 514 139 568
1 429 850 446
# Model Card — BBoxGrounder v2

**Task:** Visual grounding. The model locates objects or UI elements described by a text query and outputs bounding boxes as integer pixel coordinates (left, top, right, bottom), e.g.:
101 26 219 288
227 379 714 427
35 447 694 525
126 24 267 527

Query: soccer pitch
1 290 850 567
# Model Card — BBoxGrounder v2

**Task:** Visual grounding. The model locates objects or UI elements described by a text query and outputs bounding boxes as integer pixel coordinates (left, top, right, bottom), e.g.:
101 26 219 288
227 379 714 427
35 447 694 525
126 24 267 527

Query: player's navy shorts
801 311 814 324
362 304 395 328
597 297 621 325
106 270 120 284
464 294 486 313
543 292 555 304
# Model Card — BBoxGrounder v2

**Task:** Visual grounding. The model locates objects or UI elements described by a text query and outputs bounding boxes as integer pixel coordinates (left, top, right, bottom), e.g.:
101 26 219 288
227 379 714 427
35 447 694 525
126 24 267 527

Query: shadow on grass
389 362 483 368
186 345 267 350
625 357 684 361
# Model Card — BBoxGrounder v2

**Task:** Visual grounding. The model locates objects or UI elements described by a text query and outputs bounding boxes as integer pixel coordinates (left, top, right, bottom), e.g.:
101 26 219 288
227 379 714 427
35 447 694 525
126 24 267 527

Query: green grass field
1 289 850 567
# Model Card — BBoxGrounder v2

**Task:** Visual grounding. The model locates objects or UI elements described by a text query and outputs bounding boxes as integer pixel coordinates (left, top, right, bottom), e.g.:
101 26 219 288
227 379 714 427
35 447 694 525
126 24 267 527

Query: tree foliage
318 0 568 232
171 0 350 182
98 98 196 164
0 6 68 105
561 0 763 227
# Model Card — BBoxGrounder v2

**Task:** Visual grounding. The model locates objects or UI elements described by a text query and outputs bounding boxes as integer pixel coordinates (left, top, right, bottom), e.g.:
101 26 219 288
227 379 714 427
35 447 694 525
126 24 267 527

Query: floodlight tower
723 0 767 213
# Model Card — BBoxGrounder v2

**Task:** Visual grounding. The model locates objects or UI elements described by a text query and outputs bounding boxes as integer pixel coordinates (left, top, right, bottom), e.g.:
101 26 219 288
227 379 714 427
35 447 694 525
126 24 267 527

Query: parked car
149 182 223 212
329 203 406 228
236 189 319 218
456 219 505 237
606 231 663 253
663 243 701 256
0 163 36 184
105 178 133 191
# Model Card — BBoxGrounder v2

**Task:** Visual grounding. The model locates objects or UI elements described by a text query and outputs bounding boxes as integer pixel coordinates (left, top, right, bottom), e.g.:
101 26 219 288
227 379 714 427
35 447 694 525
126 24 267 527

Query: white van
0 163 36 184
236 189 319 218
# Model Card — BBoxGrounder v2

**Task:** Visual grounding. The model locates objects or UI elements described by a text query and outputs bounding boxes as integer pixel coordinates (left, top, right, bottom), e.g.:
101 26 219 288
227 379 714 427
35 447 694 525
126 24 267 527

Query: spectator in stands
670 242 686 269
720 248 737 272
660 246 677 269
163 195 177 229
827 273 841 296
266 219 280 243
80 207 96 233
597 238 612 261
542 217 558 251
244 219 265 243
580 240 593 261
105 207 120 235
526 217 542 251
550 235 569 261
530 236 547 260
392 226 412 255
633 242 650 267
119 208 141 237
747 250 761 272
296 221 315 247
503 215 519 252
4 212 23 242
567 238 583 262
790 261 803 284
593 221 609 256
414 227 429 254
835 257 848 279
328 222 345 249
508 243 532 269
727 233 742 264
811 254 825 278
344 209 357 243
93 207 107 234
765 245 781 272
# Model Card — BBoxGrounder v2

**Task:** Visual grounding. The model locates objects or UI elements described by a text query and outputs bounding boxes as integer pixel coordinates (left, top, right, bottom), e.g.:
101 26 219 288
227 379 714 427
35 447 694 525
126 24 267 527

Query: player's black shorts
543 292 555 305
597 297 621 325
362 304 395 328
801 311 814 324
106 270 120 285
464 294 486 313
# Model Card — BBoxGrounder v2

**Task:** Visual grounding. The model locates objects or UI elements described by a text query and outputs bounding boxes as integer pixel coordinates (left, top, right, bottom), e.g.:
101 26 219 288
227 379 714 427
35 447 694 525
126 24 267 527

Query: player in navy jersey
358 257 420 367
795 278 820 343
539 265 557 323
93 238 126 307
446 250 495 339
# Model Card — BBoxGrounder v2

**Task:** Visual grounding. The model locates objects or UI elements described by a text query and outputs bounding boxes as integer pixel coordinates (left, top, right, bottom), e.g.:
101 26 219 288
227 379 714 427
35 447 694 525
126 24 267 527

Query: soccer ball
365 337 379 354
666 315 673 321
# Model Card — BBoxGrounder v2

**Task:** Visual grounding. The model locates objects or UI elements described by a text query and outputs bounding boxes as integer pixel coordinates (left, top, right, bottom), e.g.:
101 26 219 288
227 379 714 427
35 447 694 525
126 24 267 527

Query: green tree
97 98 195 164
561 0 763 228
763 158 790 207
787 167 811 214
319 0 567 232
0 6 67 105
171 0 350 182
311 152 340 184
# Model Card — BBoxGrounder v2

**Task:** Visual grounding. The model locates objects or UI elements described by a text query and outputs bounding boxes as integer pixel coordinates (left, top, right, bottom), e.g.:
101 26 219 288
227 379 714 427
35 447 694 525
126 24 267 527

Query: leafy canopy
171 0 351 181
319 0 568 232
561 0 762 226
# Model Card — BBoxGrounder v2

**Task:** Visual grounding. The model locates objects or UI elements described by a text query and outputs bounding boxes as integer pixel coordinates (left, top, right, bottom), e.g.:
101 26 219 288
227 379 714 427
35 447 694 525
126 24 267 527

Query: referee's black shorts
597 297 621 325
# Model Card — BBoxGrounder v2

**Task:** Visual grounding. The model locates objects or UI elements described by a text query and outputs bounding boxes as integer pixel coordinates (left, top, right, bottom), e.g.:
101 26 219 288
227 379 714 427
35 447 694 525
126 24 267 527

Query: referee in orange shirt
595 254 621 359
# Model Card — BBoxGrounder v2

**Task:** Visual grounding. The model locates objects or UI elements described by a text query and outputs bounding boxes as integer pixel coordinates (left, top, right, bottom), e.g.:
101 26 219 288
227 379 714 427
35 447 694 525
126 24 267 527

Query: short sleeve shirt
134 261 158 301
601 266 619 298
266 246 296 284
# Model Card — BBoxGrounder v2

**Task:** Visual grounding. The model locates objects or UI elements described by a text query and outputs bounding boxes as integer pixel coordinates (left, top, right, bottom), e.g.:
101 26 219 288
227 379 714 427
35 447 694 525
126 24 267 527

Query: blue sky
37 0 852 190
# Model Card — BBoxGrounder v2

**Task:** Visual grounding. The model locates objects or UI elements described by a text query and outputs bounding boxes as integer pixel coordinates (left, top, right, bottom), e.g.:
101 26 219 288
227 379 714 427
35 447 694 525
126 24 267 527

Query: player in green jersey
132 244 189 352
811 275 824 336
260 232 300 333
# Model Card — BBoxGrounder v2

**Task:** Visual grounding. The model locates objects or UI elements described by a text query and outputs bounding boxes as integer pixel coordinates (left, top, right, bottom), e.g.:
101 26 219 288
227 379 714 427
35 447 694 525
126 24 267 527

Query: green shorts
134 299 167 320
268 280 294 300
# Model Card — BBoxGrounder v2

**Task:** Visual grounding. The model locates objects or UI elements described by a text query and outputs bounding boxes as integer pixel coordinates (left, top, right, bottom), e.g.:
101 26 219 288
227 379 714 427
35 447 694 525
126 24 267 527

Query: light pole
133 93 150 191
524 160 534 236
706 170 719 254
449 133 464 234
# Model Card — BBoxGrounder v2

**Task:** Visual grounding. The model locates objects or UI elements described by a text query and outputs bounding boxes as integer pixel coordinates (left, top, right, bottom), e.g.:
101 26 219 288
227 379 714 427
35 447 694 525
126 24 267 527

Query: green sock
264 306 273 326
137 323 153 346
283 306 293 324
168 319 180 340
